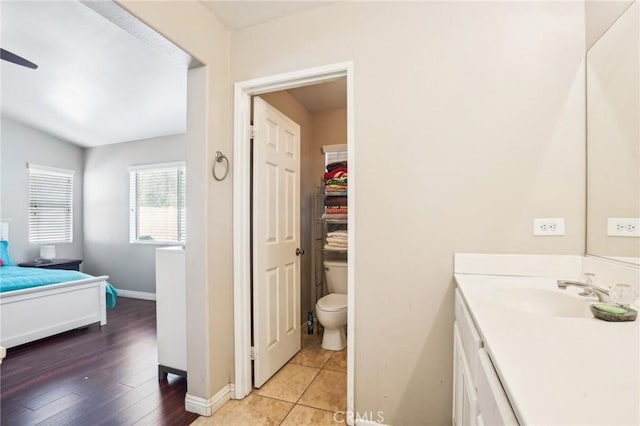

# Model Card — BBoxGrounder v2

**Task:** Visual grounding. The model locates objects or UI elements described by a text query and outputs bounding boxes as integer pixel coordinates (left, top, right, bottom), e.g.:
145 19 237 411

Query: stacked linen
324 195 347 217
323 160 348 219
325 178 347 195
324 161 347 180
325 230 348 251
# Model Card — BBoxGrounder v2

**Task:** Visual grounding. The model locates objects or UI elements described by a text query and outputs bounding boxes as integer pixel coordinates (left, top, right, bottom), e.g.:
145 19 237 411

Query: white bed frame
0 221 109 349
0 276 109 348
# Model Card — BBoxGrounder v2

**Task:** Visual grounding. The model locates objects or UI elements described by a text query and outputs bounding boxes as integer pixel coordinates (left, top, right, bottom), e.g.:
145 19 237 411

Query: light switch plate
533 218 565 236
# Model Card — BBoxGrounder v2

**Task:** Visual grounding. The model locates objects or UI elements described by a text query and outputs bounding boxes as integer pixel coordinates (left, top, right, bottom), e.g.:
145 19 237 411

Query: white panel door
252 96 302 388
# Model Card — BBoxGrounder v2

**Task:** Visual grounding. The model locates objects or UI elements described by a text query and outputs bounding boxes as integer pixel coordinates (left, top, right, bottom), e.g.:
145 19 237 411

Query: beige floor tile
281 404 341 425
189 394 293 425
298 369 347 413
289 340 333 368
302 331 323 348
253 363 320 403
323 349 347 372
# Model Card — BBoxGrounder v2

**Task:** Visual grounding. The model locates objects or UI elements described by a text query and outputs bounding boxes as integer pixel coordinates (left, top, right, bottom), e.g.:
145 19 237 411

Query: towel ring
212 151 229 181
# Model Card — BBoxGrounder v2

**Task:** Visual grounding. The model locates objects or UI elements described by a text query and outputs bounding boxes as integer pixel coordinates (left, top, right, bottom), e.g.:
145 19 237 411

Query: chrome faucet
556 280 610 302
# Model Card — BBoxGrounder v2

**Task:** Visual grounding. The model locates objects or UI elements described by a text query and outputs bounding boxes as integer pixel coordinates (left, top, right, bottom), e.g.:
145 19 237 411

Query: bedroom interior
0 0 202 423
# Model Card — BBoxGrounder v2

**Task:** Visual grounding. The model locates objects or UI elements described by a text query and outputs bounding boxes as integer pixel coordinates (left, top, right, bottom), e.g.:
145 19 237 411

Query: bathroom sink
490 288 593 318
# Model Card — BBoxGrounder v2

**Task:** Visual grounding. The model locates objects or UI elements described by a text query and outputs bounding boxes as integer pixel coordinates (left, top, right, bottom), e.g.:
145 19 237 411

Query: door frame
232 61 355 418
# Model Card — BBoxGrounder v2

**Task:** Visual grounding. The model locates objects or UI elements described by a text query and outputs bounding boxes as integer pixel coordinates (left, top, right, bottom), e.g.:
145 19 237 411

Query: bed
0 224 118 348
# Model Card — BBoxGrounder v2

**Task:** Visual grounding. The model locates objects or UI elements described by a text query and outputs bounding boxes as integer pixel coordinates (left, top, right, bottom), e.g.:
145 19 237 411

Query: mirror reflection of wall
586 1 640 265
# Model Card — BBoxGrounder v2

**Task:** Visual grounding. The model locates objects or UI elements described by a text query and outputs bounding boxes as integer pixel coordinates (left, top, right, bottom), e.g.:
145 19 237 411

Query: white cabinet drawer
477 349 519 426
461 339 478 426
455 289 482 385
453 324 464 425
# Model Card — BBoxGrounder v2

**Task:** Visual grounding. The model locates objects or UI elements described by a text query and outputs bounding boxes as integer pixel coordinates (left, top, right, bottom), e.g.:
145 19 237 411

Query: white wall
231 2 586 424
0 116 84 264
83 68 205 296
313 108 347 148
585 0 635 49
313 108 347 184
83 134 185 293
119 2 588 419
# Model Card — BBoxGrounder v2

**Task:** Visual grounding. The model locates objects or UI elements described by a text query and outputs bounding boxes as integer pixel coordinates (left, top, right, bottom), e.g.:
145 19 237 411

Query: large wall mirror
586 0 640 265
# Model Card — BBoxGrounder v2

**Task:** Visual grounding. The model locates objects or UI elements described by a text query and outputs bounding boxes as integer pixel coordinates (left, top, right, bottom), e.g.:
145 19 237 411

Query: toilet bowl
316 260 348 350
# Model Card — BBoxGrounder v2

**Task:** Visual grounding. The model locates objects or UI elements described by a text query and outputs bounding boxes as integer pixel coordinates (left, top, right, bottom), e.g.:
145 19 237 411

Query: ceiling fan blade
1 48 38 69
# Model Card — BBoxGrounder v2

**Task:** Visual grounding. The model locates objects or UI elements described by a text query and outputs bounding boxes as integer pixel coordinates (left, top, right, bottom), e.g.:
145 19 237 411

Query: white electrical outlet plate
607 218 640 237
533 218 565 236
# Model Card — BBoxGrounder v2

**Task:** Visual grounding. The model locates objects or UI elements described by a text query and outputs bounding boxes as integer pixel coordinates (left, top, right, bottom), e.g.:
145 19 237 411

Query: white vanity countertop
455 273 640 426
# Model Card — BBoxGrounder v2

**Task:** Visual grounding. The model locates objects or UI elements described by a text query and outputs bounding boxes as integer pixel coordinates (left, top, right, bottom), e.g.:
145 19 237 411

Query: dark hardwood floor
0 297 198 426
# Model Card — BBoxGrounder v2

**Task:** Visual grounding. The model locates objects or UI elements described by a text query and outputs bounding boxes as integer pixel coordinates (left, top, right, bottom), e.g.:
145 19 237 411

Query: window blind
130 164 186 243
28 164 74 244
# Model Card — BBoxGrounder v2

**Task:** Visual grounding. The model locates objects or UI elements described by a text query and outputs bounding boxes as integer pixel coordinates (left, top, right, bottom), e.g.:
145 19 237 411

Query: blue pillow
0 240 13 266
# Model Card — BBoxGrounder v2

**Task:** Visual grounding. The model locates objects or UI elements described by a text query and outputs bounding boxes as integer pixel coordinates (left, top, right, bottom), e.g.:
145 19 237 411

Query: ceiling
287 78 347 113
201 1 332 30
1 1 190 147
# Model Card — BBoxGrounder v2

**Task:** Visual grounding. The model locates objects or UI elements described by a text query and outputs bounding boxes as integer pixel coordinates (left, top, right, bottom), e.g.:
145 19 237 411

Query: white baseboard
185 384 234 416
116 289 156 301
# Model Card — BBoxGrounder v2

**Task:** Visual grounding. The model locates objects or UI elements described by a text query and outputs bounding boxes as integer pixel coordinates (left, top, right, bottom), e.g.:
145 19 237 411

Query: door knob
296 248 305 256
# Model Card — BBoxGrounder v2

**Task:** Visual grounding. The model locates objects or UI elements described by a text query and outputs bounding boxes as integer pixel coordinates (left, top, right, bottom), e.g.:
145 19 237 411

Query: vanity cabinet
453 289 518 426
453 323 478 426
477 349 518 425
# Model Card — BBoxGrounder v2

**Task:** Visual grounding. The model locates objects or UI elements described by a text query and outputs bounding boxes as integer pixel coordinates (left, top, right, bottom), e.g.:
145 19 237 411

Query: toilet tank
323 260 348 294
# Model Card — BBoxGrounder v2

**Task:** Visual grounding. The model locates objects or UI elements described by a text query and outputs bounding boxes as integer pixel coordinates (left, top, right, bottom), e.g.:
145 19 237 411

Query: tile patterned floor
192 332 346 425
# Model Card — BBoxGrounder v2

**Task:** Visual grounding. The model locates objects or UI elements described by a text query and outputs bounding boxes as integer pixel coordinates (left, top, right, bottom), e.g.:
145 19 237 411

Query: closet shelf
316 218 348 224
311 146 349 330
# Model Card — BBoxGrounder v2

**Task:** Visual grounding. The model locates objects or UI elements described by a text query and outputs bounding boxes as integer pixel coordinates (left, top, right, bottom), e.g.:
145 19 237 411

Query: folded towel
327 240 348 248
324 168 348 179
324 244 347 251
324 197 347 207
325 178 348 186
326 161 347 172
322 213 348 220
325 208 347 214
327 230 348 237
327 233 347 239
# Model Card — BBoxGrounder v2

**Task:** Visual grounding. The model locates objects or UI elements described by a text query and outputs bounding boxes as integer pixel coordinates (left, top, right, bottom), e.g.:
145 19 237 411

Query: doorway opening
233 62 355 418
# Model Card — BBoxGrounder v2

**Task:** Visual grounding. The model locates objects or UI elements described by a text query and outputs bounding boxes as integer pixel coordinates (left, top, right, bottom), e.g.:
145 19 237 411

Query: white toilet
316 260 348 350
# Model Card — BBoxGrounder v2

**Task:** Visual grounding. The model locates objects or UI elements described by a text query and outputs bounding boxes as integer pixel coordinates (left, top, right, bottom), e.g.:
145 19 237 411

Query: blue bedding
0 266 118 308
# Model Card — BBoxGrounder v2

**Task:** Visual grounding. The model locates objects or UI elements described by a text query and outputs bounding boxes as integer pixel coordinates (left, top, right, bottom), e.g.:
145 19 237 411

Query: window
28 164 74 244
129 162 186 244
